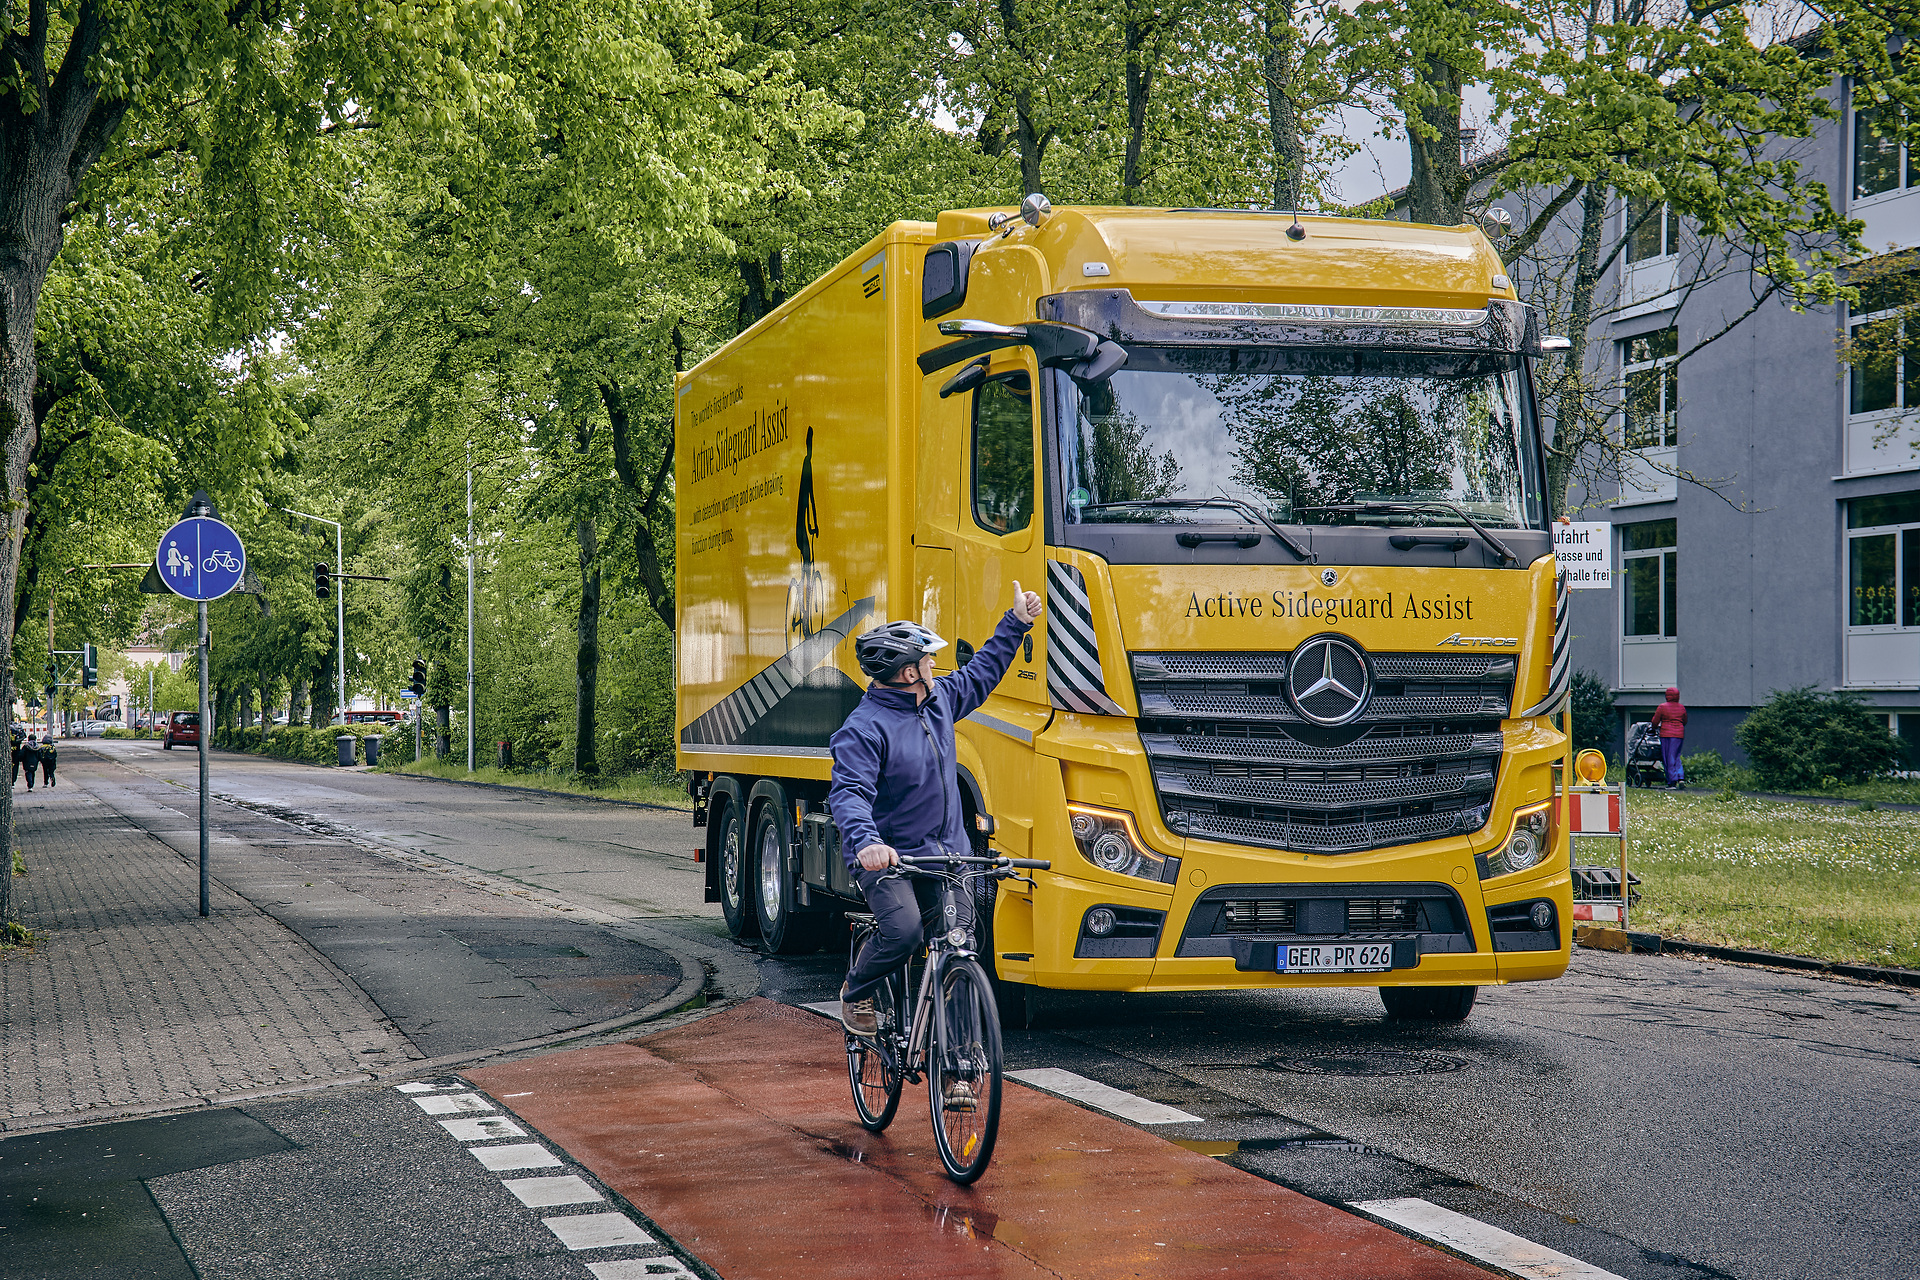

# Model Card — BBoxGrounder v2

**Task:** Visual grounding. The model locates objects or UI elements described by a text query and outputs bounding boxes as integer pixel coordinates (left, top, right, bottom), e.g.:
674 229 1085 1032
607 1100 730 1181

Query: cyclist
829 585 1043 1070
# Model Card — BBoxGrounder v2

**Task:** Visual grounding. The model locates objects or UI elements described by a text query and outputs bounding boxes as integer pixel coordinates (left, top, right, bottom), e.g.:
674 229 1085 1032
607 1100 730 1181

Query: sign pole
198 597 210 917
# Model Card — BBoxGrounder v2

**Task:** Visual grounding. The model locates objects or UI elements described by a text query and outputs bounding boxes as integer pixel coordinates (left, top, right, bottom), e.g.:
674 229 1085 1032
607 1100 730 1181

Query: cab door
954 352 1046 704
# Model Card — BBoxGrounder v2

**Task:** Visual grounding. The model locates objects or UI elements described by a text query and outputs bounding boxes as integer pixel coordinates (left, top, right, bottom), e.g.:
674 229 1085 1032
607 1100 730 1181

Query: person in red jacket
1649 687 1687 788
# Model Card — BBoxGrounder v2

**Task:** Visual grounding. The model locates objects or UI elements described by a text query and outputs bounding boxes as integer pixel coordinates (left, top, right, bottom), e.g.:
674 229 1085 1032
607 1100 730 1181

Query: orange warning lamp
1575 749 1608 784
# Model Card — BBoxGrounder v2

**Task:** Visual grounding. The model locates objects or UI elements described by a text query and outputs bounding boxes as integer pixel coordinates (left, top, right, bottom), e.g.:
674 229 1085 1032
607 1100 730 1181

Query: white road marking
394 1082 451 1094
1008 1068 1203 1125
440 1116 525 1142
502 1175 604 1208
1352 1198 1628 1280
470 1143 563 1172
587 1260 698 1280
414 1092 494 1115
800 1000 843 1019
543 1212 656 1250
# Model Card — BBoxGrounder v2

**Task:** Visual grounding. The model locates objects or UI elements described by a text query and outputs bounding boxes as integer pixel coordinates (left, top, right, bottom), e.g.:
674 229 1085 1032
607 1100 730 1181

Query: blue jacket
828 610 1033 868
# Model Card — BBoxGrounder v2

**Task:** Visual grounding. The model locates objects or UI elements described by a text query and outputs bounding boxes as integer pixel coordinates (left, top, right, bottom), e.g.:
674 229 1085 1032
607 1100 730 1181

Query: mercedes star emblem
1287 635 1372 726
1320 568 1339 587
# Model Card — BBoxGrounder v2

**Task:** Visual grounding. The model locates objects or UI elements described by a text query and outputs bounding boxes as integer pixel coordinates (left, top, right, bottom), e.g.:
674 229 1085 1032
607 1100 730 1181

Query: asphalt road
57 741 1920 1279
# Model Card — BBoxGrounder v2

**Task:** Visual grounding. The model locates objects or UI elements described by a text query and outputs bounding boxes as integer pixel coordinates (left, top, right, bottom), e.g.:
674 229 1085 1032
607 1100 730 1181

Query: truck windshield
1057 345 1542 530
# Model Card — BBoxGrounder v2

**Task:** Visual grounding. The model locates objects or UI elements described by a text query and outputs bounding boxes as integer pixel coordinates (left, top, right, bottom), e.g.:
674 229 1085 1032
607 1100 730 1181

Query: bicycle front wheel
928 957 1002 1183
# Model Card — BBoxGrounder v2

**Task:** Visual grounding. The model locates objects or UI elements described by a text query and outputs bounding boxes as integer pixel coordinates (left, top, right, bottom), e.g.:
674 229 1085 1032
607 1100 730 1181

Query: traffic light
409 658 427 698
82 643 97 688
314 562 331 600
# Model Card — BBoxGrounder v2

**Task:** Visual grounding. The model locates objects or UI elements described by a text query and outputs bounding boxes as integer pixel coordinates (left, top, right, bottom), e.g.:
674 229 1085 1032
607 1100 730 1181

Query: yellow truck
676 202 1573 1022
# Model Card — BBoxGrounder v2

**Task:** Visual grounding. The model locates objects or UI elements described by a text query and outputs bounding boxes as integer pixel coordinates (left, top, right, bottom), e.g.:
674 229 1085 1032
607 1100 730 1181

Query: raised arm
936 583 1042 721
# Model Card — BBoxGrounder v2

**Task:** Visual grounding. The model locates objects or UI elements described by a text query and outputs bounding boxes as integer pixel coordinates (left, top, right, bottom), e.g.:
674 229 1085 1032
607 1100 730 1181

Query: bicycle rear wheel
928 957 1002 1183
847 933 904 1131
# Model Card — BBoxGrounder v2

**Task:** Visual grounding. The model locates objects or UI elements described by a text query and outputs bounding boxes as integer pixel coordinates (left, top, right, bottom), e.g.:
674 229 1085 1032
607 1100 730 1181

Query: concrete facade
1503 78 1920 762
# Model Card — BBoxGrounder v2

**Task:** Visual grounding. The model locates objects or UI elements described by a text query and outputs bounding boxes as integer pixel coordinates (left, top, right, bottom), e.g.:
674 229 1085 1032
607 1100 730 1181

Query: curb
1580 931 1920 989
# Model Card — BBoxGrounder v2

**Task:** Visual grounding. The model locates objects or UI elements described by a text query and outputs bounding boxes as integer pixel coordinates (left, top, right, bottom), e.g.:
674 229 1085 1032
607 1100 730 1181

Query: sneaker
840 987 877 1038
942 1079 977 1112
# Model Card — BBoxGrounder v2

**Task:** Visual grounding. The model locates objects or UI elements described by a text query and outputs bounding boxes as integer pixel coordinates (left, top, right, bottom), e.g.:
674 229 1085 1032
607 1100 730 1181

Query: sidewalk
1 763 417 1131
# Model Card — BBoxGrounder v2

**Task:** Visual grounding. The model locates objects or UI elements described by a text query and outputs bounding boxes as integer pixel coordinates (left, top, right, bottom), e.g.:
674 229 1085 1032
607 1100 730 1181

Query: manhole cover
1260 1050 1467 1076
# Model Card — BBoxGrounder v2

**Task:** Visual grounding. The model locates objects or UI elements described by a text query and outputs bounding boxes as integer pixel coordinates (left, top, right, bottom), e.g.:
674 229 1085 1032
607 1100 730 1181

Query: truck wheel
751 804 825 954
1379 985 1477 1021
716 799 759 939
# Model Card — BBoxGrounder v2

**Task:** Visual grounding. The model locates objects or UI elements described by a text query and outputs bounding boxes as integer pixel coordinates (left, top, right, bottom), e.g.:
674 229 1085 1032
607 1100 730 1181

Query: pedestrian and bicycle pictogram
156 515 247 602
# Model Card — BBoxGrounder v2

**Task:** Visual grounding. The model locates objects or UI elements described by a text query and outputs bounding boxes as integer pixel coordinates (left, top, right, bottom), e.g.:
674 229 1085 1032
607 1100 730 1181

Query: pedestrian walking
39 737 56 787
19 736 41 791
1650 686 1687 789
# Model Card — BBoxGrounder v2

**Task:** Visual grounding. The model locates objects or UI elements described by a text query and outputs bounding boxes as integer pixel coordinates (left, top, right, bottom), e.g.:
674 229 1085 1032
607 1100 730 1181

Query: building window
1622 519 1676 638
1622 328 1679 448
1624 194 1680 263
1848 274 1920 417
1846 491 1920 628
1854 104 1911 201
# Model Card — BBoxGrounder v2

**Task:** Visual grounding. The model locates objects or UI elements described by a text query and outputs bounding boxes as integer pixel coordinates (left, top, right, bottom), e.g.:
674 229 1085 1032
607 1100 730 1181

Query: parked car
69 719 117 737
345 710 402 725
164 711 200 750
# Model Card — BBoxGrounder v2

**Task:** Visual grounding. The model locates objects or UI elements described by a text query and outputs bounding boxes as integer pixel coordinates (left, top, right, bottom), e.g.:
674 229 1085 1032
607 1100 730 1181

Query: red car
164 711 200 750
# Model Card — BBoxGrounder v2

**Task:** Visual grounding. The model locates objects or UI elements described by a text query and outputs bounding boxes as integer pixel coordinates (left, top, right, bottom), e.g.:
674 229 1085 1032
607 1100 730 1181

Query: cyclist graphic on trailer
795 425 817 566
828 584 1043 1105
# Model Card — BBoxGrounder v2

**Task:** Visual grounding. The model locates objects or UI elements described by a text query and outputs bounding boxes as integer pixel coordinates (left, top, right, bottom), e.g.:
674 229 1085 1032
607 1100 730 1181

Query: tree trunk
291 677 309 726
1121 12 1156 204
436 702 450 758
996 0 1046 195
1405 55 1466 225
1261 0 1305 211
603 366 678 632
1547 187 1610 514
0 2 130 926
574 516 601 778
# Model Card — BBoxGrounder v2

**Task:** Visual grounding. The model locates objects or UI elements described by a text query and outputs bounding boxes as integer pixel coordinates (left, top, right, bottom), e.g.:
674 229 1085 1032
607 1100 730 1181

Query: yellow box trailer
676 203 1572 1022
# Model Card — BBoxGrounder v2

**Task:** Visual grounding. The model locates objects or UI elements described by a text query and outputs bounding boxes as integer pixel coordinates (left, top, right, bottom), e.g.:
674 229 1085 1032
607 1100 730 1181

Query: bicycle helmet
856 620 948 680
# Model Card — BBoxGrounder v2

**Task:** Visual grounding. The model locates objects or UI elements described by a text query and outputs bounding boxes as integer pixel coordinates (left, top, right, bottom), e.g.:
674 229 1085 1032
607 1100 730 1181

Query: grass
1612 789 1920 970
378 755 693 809
1 919 42 954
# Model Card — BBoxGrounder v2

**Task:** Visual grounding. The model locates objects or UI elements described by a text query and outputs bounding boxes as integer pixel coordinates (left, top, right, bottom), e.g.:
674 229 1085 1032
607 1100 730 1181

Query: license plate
1280 942 1395 973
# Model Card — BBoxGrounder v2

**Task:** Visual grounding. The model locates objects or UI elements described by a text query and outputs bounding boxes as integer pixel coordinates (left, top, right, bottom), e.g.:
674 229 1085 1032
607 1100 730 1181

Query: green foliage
1570 670 1615 760
1677 750 1753 792
216 723 385 764
101 727 133 739
1734 688 1901 792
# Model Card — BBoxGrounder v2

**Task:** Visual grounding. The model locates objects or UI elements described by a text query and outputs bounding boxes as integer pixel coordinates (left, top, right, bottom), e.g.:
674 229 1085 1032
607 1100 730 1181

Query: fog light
1529 901 1553 930
1085 908 1117 937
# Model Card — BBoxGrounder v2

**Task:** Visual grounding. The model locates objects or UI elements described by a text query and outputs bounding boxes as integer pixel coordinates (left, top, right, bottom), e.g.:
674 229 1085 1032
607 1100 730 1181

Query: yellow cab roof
932 206 1514 313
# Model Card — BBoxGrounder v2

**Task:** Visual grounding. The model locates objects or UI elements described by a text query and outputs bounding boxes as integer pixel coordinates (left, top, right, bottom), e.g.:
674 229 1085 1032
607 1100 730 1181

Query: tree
0 1 514 924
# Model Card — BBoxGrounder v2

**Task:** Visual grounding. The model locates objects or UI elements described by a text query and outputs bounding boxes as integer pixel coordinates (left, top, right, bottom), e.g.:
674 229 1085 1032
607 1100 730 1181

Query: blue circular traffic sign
157 517 247 601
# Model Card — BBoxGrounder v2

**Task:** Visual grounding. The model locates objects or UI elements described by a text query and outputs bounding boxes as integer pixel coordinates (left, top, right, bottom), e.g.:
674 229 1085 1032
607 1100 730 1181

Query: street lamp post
279 507 347 722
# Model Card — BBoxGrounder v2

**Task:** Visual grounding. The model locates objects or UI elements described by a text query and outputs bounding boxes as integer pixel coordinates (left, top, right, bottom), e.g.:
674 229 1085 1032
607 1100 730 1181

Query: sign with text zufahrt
1553 522 1612 590
156 517 247 602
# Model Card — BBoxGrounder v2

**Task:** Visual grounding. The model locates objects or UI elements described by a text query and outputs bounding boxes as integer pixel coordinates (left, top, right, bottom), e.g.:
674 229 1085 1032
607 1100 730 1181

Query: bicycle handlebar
893 854 1051 872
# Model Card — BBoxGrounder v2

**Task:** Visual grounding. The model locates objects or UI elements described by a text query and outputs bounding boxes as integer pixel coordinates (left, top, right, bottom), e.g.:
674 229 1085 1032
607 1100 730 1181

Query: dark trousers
41 761 53 786
21 760 35 790
843 863 974 1002
1660 737 1684 785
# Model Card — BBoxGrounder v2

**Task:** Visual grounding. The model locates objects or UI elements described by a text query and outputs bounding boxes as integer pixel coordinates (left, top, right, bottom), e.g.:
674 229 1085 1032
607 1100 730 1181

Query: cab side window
972 375 1035 534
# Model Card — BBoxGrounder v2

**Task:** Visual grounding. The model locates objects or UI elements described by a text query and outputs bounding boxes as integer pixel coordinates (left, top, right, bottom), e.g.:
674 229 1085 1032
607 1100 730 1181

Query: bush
101 727 134 739
1734 687 1900 791
1571 670 1616 760
216 723 389 764
1678 749 1754 790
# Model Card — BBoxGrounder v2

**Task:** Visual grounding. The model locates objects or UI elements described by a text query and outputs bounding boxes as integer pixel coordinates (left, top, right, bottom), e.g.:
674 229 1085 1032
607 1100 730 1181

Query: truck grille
1133 650 1512 855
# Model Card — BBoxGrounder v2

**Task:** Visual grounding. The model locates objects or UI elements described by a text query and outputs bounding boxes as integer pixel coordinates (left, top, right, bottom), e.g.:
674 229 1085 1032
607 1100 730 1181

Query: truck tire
1379 985 1477 1021
751 802 825 954
715 797 759 939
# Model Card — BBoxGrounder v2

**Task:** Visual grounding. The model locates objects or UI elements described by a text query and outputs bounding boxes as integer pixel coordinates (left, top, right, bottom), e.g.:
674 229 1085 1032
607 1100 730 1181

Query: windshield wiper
1076 498 1314 562
1300 500 1518 565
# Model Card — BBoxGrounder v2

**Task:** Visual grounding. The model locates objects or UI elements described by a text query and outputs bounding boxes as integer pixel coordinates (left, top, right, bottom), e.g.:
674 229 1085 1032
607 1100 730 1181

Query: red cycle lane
468 998 1489 1279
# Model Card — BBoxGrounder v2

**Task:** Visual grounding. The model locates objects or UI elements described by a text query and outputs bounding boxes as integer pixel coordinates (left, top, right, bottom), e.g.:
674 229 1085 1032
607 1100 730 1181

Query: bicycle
843 851 1049 1184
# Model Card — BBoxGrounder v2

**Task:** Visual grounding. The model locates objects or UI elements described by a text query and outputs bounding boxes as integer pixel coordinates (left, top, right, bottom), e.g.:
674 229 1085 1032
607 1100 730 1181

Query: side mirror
939 358 989 399
1070 340 1128 384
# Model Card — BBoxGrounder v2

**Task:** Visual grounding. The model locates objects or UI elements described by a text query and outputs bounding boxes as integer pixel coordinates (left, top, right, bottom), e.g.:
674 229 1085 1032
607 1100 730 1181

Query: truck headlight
1067 804 1174 883
1480 800 1557 880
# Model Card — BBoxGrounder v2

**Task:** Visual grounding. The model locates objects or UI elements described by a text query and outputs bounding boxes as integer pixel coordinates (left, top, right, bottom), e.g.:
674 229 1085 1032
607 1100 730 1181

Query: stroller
1624 721 1665 788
